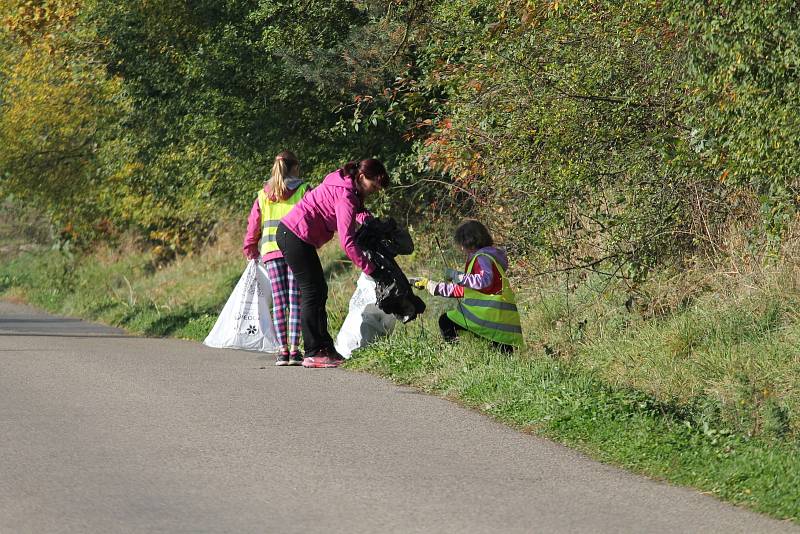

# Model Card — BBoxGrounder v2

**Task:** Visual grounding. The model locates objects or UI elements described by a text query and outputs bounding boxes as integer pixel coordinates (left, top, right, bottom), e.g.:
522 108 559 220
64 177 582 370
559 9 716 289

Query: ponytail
342 158 390 188
266 150 299 201
343 160 360 179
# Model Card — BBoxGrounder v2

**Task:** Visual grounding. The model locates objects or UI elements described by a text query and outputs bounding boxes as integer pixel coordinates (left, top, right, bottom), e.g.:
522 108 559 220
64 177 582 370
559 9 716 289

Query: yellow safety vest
446 252 523 347
257 184 308 256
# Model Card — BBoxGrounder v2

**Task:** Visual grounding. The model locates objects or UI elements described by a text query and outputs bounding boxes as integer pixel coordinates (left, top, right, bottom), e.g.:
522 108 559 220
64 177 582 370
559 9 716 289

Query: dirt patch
1 289 28 305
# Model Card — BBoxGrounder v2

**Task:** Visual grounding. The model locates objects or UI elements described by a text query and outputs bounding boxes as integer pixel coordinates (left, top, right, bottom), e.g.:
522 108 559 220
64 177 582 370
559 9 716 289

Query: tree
0 0 123 242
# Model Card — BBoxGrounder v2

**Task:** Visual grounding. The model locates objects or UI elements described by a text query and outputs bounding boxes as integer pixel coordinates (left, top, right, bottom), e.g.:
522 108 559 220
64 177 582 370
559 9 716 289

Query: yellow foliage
2 0 81 49
0 45 120 192
0 0 126 229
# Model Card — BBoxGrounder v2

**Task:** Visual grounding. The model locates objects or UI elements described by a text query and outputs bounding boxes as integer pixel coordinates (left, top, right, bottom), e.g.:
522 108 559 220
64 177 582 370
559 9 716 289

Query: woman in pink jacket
276 159 390 368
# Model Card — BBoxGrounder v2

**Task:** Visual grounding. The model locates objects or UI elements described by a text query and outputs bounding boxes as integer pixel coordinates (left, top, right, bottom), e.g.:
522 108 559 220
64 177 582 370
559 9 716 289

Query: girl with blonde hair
243 151 308 365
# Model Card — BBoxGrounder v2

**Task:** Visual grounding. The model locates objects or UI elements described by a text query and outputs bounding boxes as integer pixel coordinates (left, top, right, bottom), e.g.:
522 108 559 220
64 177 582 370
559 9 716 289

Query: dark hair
342 158 390 188
454 220 493 250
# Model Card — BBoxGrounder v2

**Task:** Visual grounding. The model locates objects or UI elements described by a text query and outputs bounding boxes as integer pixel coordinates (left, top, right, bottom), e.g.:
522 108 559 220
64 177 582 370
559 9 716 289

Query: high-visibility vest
446 252 523 347
257 184 308 256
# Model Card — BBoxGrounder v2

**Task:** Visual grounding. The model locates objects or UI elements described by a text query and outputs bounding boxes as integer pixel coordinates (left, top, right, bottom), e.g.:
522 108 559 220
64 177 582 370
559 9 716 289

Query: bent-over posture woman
277 159 389 368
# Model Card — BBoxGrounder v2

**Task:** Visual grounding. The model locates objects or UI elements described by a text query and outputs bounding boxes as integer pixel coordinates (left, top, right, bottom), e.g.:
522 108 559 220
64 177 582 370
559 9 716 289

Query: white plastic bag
335 273 397 358
203 260 281 352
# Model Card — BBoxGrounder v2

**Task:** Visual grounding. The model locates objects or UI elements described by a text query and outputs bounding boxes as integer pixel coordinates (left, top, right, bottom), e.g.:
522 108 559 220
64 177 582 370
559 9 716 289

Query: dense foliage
411 1 690 277
0 0 122 241
1 0 798 272
670 0 800 238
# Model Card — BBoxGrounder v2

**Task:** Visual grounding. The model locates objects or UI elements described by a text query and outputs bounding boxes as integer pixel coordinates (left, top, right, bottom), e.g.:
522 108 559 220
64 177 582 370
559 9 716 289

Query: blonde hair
266 150 299 200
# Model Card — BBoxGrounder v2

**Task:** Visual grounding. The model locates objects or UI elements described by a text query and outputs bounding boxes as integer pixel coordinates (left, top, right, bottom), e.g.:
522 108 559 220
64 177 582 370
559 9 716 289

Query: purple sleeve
335 194 375 274
433 255 493 297
433 282 464 298
242 199 262 259
458 255 494 290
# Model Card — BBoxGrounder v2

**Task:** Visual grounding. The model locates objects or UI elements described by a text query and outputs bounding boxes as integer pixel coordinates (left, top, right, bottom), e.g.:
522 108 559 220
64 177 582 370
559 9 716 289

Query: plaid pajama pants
265 257 301 352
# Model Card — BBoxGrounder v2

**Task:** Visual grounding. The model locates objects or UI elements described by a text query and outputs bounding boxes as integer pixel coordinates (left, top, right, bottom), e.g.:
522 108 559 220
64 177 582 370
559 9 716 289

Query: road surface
0 301 796 533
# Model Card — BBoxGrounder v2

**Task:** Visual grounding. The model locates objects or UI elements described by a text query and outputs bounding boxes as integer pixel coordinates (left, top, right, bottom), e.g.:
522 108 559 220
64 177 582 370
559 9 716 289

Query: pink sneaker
302 349 345 368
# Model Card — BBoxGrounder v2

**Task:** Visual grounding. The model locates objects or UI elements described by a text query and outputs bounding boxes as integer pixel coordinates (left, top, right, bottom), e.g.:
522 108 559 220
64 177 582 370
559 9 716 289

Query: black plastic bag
355 217 425 323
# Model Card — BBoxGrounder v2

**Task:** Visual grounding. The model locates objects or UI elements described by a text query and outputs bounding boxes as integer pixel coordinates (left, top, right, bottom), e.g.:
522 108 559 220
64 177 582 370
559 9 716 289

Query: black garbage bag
355 217 426 323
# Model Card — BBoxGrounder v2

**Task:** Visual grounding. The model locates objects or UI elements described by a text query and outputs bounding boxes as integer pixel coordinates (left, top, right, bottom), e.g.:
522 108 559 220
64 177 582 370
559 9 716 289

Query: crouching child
412 220 523 353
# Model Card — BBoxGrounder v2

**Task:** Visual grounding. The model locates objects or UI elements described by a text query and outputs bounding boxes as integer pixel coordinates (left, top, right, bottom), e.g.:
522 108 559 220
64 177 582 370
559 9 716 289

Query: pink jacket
280 169 374 274
243 198 282 262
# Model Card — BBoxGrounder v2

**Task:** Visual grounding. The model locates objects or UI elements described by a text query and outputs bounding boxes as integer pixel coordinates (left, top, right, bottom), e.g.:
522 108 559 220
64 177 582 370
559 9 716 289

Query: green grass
0 239 243 339
1 231 799 522
519 271 800 440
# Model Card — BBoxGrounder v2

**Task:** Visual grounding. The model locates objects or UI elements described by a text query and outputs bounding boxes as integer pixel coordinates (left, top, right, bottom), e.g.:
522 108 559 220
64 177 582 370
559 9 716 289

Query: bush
670 1 800 238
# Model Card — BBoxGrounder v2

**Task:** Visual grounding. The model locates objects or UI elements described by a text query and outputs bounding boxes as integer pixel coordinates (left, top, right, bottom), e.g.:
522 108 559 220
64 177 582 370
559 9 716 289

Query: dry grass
518 220 800 438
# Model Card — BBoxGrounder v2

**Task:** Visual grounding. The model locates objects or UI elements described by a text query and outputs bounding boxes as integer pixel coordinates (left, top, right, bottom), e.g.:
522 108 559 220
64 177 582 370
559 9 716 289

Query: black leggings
276 223 334 357
438 313 514 354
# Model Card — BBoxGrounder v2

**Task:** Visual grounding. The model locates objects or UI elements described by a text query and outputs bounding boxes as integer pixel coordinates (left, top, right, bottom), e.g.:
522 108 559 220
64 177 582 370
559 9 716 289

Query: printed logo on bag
246 324 258 335
244 274 264 297
235 313 259 321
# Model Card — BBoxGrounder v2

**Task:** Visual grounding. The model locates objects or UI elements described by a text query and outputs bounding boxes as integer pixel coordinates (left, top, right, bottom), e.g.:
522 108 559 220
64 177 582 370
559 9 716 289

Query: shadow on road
0 318 84 324
0 332 138 339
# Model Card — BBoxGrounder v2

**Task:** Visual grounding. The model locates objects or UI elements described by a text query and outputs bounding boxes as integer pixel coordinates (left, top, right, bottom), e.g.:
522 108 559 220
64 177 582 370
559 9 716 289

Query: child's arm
242 199 262 260
456 255 495 290
429 281 465 298
430 256 495 298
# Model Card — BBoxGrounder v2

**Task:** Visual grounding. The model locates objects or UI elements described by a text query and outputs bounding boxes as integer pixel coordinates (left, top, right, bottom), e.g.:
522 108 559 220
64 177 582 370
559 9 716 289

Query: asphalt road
0 301 796 534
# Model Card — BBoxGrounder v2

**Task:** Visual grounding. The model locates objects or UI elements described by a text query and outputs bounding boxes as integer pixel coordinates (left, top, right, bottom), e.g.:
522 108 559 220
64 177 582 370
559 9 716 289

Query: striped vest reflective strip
257 184 307 256
446 253 523 346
